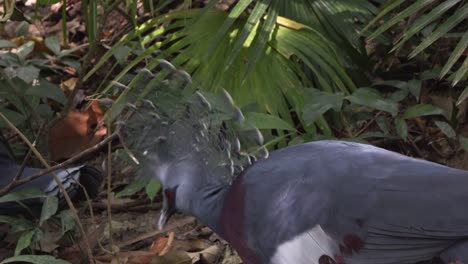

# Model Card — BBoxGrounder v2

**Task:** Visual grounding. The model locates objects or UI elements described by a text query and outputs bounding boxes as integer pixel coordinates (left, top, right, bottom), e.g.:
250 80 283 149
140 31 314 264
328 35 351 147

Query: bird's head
122 63 268 229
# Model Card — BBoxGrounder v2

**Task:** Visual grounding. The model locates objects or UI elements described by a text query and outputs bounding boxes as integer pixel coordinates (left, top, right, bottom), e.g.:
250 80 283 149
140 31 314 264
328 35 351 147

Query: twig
0 132 118 197
354 112 383 138
75 177 113 255
13 121 48 182
408 136 425 158
91 199 149 210
117 131 139 164
0 112 94 263
117 217 196 249
105 119 116 252
14 148 33 182
92 201 161 212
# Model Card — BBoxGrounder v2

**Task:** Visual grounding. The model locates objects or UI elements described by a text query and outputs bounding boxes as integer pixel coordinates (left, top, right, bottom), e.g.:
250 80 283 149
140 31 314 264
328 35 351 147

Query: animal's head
122 62 268 229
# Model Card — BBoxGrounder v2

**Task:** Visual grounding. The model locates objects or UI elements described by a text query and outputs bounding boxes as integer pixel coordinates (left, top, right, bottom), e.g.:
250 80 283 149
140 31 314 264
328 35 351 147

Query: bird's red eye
165 190 175 201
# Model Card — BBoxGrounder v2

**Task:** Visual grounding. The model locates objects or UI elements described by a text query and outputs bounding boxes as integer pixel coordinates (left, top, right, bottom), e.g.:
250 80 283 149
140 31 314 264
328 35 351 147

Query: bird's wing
0 145 102 212
244 141 468 264
318 141 468 263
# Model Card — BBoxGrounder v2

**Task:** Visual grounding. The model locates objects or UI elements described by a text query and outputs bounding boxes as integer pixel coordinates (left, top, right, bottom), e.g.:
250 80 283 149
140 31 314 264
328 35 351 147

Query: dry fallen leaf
49 101 107 161
149 232 175 256
150 250 192 264
221 246 242 264
187 245 222 264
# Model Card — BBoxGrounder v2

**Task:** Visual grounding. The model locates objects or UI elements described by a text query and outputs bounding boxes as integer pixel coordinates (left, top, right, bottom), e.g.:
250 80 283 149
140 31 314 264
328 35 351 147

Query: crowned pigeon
0 142 102 214
123 65 468 264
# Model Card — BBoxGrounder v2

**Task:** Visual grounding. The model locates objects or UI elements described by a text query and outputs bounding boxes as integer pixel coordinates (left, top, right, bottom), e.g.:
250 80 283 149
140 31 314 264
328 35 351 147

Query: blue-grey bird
0 143 102 213
124 64 468 264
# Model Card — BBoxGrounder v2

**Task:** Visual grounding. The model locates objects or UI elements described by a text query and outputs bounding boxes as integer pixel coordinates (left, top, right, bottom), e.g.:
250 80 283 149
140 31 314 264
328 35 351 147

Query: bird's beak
157 196 176 230
158 208 175 230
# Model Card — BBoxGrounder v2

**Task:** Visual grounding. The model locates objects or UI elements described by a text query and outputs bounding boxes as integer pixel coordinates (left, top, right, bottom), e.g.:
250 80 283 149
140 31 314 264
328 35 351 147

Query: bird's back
238 140 468 264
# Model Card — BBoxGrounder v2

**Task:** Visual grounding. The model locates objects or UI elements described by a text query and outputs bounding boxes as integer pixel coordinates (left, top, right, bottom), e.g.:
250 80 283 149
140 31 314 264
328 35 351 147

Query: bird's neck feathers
190 181 229 234
148 153 231 233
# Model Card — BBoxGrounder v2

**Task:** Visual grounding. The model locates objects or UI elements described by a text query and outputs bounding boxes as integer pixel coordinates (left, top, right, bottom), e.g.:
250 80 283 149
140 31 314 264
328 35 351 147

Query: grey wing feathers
243 140 468 264
324 141 468 263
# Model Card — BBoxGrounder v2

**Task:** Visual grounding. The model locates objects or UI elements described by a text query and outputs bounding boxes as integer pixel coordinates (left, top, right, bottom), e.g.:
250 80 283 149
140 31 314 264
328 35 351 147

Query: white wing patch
270 225 340 264
44 166 83 196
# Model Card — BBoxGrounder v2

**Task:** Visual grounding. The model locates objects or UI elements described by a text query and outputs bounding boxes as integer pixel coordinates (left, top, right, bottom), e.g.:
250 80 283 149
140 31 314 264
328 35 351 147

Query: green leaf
390 89 409 102
374 79 421 100
458 86 468 105
107 93 128 121
376 116 391 134
359 131 387 139
16 41 35 62
407 79 422 100
395 117 408 140
243 1 278 82
1 255 70 264
0 108 26 127
207 0 254 54
347 88 398 116
26 80 68 104
409 4 468 58
0 216 35 232
244 112 295 130
288 135 304 146
460 136 468 152
0 40 17 48
0 215 18 225
226 0 271 69
375 80 408 90
391 0 461 52
434 121 456 139
59 209 76 234
16 66 40 83
302 90 344 125
421 68 442 80
362 0 404 34
0 188 46 203
15 229 36 256
45 36 61 55
440 29 468 79
88 10 357 126
145 179 161 202
40 196 58 226
16 22 30 37
113 45 132 65
116 178 148 198
452 56 468 87
403 104 444 119
368 0 434 40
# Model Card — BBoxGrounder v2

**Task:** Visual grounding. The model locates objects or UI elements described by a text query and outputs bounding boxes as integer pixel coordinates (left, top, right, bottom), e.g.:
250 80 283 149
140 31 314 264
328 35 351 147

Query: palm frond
89 9 356 137
367 0 468 86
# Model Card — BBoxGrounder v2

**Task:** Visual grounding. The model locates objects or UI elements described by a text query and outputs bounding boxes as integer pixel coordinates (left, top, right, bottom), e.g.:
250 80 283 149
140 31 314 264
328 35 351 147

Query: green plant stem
62 0 68 47
106 117 115 253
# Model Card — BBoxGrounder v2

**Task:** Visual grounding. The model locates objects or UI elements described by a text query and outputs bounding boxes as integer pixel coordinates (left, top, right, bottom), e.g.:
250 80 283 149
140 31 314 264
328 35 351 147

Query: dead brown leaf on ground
49 101 107 161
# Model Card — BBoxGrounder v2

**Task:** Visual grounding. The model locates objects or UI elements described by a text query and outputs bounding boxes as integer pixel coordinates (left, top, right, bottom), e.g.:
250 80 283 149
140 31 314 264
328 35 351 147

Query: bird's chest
219 174 263 264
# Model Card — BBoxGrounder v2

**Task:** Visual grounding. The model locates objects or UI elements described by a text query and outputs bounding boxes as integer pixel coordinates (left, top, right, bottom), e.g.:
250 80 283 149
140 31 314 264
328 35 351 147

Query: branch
0 131 118 197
